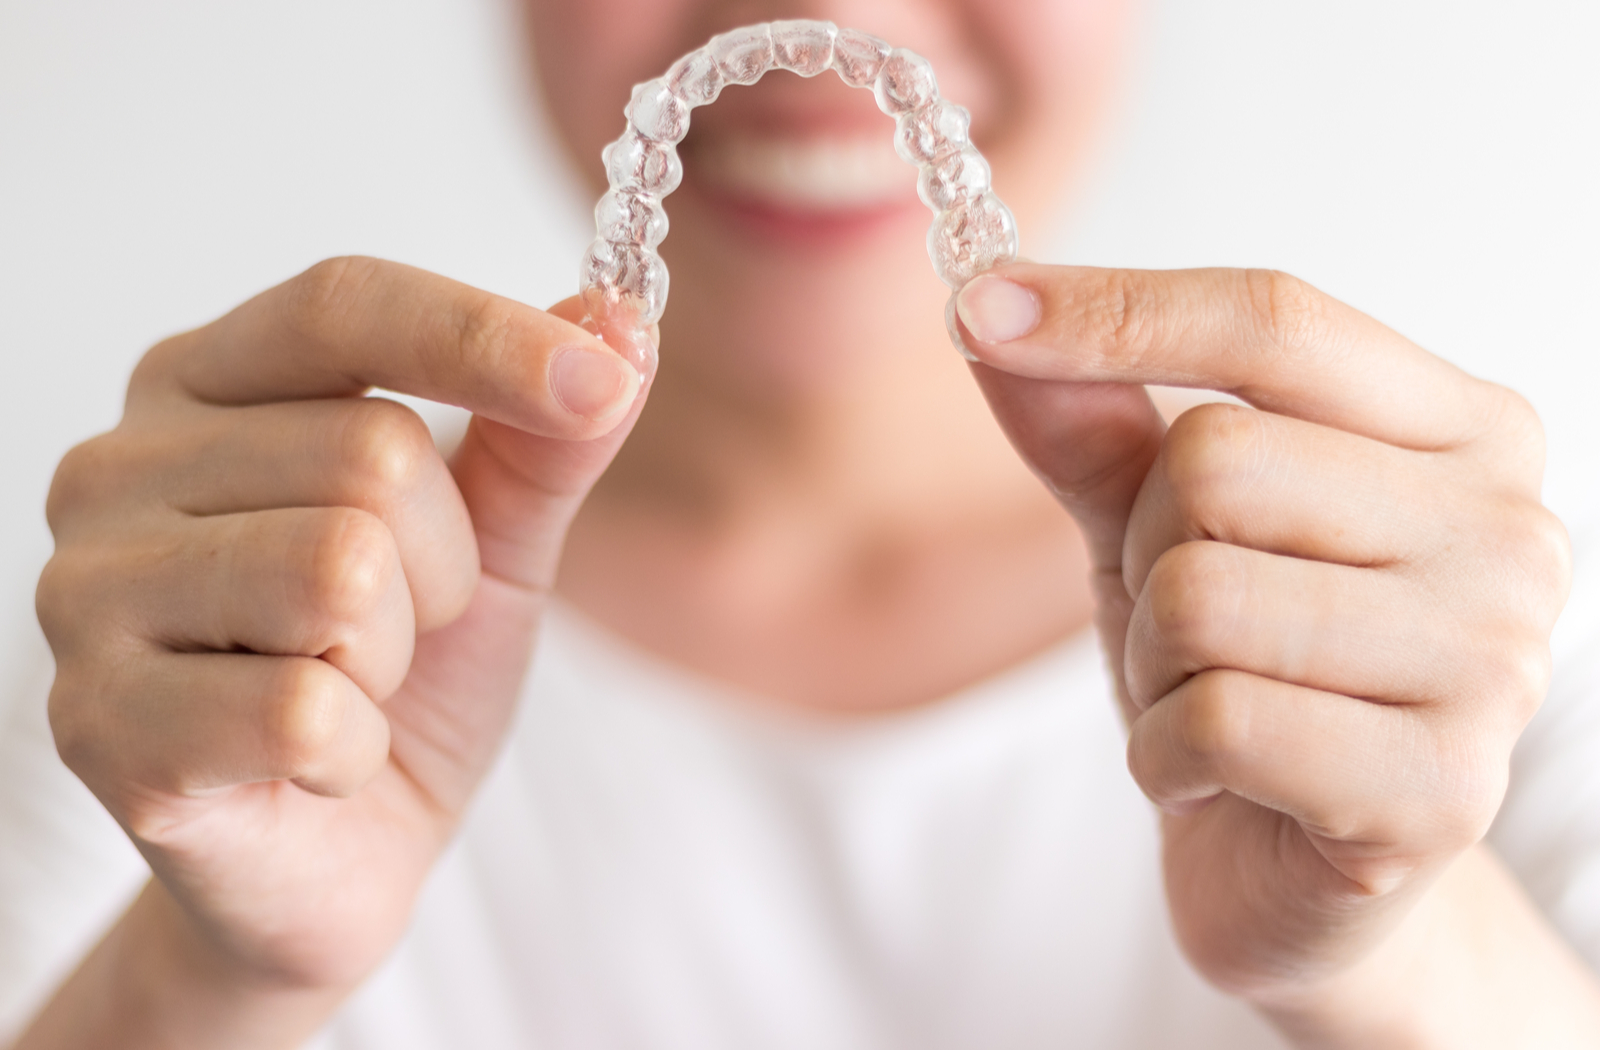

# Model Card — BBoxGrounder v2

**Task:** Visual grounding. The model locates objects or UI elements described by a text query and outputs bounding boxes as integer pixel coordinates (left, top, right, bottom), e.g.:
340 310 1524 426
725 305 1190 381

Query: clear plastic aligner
579 21 1019 357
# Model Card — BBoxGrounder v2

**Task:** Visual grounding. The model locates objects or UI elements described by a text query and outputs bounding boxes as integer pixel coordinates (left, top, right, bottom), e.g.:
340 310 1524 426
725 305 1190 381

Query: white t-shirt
3 530 1599 1049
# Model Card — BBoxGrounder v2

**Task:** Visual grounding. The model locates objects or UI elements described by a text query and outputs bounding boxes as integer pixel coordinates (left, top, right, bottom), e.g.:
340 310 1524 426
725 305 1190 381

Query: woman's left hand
956 264 1593 1044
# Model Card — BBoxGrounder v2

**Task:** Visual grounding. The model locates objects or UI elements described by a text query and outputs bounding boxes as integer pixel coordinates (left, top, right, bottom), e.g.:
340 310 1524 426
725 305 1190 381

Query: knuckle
1475 499 1571 627
1123 733 1170 802
1130 672 1254 801
302 508 398 630
126 333 189 400
1161 403 1265 530
1081 269 1160 364
452 291 523 377
33 554 75 646
1531 506 1574 580
1142 541 1240 660
1518 505 1573 611
1243 268 1328 352
1485 634 1552 727
1481 383 1546 463
34 547 124 652
45 676 98 776
1168 401 1263 462
45 644 150 779
1433 752 1509 851
282 256 382 343
1172 672 1252 772
45 434 117 532
265 659 350 774
340 399 435 506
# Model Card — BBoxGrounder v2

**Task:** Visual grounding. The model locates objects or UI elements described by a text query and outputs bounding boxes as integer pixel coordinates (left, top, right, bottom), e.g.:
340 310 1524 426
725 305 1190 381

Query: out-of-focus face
524 1 1128 399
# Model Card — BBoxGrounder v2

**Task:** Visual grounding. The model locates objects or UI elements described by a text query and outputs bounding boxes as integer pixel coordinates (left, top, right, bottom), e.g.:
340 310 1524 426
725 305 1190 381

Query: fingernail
956 275 1042 344
550 345 635 421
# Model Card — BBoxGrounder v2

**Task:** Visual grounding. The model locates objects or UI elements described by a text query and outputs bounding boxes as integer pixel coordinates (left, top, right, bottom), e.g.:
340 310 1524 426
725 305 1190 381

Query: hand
31 257 649 1042
956 265 1579 1038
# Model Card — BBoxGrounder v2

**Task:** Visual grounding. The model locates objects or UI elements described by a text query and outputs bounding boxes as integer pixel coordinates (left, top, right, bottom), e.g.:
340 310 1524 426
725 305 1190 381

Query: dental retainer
578 21 1018 362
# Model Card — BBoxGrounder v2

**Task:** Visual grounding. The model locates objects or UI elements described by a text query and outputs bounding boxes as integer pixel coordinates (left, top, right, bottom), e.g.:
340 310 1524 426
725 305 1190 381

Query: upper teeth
690 135 915 211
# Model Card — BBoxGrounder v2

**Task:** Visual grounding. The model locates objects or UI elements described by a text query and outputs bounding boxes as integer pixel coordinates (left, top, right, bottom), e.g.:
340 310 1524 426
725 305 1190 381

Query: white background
0 0 1596 678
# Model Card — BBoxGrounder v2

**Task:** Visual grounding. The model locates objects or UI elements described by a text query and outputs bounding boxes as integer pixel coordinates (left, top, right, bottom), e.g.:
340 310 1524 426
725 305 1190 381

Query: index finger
140 256 642 440
955 263 1498 451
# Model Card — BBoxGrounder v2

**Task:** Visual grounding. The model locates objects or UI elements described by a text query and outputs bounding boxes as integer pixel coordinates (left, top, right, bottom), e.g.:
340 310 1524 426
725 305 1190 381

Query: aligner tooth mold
579 21 1018 359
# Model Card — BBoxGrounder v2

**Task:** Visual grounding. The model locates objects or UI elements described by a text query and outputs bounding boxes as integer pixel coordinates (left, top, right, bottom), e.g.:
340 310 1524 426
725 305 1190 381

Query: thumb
452 296 655 592
378 297 652 814
968 363 1163 719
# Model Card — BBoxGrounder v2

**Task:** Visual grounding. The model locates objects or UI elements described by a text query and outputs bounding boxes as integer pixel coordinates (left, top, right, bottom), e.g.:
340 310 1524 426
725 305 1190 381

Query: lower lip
677 171 925 250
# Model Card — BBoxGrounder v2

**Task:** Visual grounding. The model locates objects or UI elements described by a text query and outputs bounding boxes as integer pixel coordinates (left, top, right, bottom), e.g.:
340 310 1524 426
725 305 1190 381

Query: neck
556 316 1095 713
607 319 1014 521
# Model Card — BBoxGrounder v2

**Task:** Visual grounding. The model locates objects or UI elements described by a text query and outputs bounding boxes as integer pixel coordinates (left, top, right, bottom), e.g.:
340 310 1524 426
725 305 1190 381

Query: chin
658 209 952 399
656 142 962 386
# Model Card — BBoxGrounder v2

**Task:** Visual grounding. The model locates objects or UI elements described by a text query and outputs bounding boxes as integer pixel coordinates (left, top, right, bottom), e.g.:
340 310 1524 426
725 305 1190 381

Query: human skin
16 2 1600 1049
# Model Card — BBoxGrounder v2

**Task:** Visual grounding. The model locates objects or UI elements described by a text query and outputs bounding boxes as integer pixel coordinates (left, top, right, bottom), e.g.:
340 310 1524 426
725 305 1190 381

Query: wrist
1250 845 1600 1050
16 879 353 1050
1249 872 1443 1050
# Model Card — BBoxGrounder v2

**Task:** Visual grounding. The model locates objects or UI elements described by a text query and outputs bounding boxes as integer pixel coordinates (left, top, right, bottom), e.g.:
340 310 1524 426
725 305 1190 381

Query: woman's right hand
26 257 649 1047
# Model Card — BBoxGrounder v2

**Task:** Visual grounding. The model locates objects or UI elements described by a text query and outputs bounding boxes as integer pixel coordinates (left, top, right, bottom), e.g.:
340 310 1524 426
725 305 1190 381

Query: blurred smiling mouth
686 133 918 219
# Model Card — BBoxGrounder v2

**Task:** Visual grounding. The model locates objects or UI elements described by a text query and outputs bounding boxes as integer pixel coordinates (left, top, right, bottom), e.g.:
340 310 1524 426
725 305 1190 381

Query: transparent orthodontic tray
578 20 1018 360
